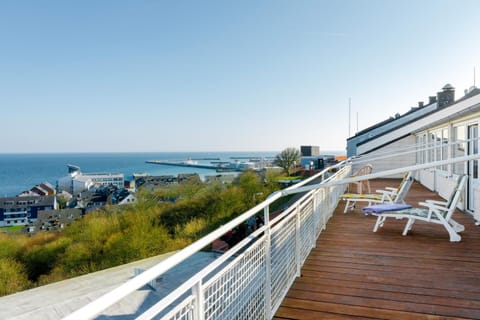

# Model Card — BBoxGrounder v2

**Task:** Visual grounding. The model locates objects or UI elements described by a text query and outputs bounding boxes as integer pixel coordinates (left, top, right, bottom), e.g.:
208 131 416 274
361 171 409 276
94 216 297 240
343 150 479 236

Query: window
442 128 449 171
453 125 466 174
428 127 449 171
416 134 427 164
428 133 435 162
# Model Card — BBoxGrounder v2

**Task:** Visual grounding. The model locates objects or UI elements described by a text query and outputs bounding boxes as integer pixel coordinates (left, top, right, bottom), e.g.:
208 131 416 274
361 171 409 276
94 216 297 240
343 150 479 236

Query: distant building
204 174 235 184
57 165 124 195
0 195 57 227
30 208 83 233
178 173 201 183
109 188 136 205
75 189 109 212
300 154 336 170
136 175 177 191
18 182 56 197
300 146 320 157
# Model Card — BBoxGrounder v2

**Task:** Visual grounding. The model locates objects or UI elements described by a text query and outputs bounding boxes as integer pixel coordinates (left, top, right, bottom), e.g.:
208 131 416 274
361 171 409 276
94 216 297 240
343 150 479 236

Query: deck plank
274 179 480 319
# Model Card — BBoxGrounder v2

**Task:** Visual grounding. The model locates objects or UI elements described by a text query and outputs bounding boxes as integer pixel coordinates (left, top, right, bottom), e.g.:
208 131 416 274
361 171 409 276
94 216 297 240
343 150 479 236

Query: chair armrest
384 187 397 192
375 189 396 195
375 189 397 202
419 201 448 212
424 199 448 206
418 201 448 220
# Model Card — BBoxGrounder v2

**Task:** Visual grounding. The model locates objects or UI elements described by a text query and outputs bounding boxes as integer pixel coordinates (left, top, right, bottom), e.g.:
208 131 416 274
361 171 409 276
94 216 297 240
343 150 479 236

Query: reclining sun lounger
365 175 467 242
341 171 414 213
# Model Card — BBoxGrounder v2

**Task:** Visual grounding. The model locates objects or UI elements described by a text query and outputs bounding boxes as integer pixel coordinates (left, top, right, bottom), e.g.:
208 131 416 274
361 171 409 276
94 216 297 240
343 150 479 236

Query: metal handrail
64 151 480 320
63 161 350 320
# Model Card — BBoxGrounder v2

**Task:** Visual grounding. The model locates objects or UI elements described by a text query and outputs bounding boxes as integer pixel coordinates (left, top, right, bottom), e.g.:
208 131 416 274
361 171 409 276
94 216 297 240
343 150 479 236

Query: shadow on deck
274 178 480 320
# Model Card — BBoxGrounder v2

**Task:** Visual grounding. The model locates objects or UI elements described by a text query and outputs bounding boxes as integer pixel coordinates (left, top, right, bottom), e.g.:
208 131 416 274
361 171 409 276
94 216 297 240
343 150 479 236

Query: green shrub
0 258 30 296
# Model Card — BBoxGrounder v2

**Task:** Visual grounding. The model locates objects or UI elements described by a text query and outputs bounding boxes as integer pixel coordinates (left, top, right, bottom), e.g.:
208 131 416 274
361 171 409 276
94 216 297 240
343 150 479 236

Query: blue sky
1 0 479 153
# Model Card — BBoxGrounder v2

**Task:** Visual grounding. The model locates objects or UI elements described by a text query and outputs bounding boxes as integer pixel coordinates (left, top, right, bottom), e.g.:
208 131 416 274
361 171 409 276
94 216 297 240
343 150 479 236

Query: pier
146 155 275 173
146 160 241 172
145 160 218 170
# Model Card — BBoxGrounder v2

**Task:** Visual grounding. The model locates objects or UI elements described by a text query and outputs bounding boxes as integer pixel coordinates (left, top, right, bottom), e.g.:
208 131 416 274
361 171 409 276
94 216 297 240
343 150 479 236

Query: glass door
467 124 478 211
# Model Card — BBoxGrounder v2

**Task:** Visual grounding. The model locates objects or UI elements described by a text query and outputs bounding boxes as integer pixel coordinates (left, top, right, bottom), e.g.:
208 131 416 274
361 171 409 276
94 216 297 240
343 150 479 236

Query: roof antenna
474 66 476 87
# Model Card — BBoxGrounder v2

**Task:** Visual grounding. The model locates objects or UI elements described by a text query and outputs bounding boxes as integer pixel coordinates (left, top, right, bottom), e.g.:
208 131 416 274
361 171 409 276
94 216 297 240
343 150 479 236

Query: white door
467 124 478 211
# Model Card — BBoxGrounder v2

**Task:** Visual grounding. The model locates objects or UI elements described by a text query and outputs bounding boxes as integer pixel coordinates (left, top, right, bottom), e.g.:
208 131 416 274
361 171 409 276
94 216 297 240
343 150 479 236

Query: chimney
429 96 437 104
437 83 455 108
418 101 424 108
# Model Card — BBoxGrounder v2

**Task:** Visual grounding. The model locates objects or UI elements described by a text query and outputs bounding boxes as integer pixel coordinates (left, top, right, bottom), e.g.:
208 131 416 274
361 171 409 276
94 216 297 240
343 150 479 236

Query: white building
57 165 124 195
348 84 480 222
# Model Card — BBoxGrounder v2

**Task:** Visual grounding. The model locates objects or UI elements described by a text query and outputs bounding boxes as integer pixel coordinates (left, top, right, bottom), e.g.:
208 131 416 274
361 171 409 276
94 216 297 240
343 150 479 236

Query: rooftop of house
348 84 480 142
0 195 56 209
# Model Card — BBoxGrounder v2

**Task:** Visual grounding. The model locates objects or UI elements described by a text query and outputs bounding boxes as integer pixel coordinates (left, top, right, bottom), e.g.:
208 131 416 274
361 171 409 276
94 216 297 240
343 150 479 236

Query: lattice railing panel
162 296 195 320
203 238 266 320
270 213 297 311
299 200 314 264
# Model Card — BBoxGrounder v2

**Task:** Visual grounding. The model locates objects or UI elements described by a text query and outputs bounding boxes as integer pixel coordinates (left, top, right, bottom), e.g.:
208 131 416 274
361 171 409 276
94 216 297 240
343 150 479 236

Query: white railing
63 161 351 320
63 149 480 320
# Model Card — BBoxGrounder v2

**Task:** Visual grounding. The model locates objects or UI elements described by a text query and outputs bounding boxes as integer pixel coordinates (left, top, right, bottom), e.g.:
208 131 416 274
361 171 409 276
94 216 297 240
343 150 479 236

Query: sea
0 152 282 197
0 151 346 197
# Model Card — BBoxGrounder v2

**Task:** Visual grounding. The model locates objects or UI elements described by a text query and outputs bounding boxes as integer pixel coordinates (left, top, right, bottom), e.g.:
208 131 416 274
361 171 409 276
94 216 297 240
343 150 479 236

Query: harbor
146 156 276 172
145 160 223 170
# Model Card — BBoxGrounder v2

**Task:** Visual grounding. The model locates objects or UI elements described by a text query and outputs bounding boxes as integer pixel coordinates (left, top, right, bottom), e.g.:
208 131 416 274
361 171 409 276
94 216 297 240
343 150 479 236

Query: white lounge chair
371 175 467 242
341 171 414 213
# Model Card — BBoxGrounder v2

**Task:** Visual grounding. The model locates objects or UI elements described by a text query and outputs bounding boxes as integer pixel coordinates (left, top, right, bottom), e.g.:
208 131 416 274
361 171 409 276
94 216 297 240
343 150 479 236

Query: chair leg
373 215 384 232
445 224 462 242
403 218 415 236
449 218 465 233
344 200 350 213
436 214 463 242
344 200 356 213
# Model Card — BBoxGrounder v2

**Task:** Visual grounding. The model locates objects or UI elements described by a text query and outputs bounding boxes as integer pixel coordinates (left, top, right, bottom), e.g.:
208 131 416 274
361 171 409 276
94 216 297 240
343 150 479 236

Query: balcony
275 178 480 319
54 156 480 319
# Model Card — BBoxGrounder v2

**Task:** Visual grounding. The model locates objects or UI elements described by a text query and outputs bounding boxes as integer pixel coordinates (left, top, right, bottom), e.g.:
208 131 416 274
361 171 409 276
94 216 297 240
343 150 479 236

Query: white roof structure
0 252 218 320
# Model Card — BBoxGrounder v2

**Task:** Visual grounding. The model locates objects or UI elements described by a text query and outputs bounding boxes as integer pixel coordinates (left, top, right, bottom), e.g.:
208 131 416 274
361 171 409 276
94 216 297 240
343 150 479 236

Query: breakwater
145 160 228 170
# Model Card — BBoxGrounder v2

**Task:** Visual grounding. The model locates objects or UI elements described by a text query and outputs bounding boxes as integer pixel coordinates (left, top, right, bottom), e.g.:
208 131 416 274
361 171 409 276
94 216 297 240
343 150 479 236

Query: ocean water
0 152 279 197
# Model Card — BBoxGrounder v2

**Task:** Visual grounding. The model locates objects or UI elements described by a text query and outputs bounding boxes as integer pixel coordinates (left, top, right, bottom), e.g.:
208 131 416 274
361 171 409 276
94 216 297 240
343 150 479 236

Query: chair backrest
444 175 467 220
353 164 372 176
393 171 414 203
350 164 373 194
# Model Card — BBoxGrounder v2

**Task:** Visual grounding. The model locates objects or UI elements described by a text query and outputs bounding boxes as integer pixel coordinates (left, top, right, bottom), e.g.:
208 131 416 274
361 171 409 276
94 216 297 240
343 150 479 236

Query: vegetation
277 175 302 181
275 147 301 176
0 169 284 297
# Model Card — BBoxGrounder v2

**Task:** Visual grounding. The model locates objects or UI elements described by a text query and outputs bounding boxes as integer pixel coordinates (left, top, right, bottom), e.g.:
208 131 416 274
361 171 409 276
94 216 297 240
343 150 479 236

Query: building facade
0 195 57 227
348 84 480 222
57 165 124 195
300 145 320 157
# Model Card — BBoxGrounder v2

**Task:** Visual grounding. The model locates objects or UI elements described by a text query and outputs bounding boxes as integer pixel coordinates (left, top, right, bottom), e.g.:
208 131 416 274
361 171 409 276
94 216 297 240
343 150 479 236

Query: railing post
295 203 301 277
310 197 316 250
263 206 272 319
322 188 330 230
192 280 204 320
312 190 320 249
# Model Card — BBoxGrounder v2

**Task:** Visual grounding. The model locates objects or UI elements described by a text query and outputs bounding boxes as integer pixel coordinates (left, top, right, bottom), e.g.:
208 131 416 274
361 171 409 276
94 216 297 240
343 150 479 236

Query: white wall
356 136 416 178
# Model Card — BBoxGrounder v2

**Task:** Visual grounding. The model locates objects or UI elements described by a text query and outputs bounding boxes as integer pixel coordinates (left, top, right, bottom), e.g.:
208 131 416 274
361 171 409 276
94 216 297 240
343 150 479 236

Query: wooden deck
274 179 480 320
